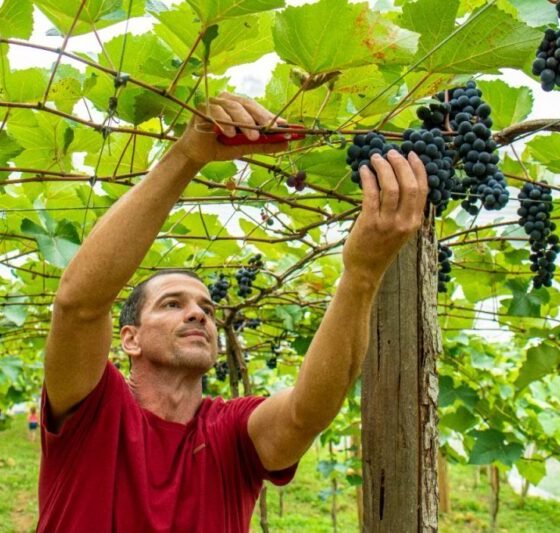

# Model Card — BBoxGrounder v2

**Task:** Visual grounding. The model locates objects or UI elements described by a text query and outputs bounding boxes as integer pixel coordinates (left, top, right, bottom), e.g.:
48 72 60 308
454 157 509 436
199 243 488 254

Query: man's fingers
407 152 429 216
198 104 236 137
371 153 399 214
210 97 260 140
218 92 282 128
386 150 420 221
358 164 380 214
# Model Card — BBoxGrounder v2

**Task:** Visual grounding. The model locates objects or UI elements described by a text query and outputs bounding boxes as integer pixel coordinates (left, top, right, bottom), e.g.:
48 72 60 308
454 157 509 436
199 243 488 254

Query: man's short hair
119 269 204 330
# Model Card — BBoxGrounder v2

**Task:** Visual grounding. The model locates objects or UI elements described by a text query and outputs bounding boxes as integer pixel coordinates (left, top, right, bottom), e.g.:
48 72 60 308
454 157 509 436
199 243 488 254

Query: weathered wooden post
361 216 441 532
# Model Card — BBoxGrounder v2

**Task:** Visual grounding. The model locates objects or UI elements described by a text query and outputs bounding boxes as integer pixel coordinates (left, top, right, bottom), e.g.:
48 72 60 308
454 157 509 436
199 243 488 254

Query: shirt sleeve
40 362 125 457
222 396 299 487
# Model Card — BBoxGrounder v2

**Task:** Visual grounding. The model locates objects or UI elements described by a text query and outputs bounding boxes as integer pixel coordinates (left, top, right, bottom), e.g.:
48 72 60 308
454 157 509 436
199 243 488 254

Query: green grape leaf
50 65 84 114
0 356 23 384
4 298 28 327
0 0 33 39
187 0 284 25
440 406 478 432
538 411 560 439
0 131 23 180
273 0 418 75
516 458 547 485
502 278 547 317
200 162 238 183
401 0 542 74
468 429 523 466
34 0 147 36
515 342 560 391
476 80 533 131
21 217 81 268
527 135 560 173
3 68 48 102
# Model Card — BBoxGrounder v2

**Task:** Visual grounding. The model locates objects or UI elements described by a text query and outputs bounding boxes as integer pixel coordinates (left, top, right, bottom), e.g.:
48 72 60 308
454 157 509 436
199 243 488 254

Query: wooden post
361 216 441 532
489 465 500 530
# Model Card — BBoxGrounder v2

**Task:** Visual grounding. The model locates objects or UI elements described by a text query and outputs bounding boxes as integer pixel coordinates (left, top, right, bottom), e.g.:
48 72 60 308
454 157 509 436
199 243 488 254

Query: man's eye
165 301 180 308
203 307 214 316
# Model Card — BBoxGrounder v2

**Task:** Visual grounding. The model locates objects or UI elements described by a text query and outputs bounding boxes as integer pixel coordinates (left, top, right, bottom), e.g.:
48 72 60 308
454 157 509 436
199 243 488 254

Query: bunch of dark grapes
437 244 453 293
401 128 456 214
346 130 455 214
215 361 229 381
235 254 264 297
287 170 307 191
532 28 560 92
416 101 451 130
418 81 508 215
517 181 558 288
346 131 400 186
209 274 229 302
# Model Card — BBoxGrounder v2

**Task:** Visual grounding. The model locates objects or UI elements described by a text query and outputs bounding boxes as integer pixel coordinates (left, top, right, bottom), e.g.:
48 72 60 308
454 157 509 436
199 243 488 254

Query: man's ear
121 325 142 358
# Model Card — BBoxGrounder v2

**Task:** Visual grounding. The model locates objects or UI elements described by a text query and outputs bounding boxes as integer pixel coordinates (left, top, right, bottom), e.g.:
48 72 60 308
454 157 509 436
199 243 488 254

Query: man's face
133 274 218 373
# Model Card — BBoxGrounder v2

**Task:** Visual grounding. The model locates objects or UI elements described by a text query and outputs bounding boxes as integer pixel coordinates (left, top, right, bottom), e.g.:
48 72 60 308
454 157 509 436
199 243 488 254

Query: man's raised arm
45 94 288 426
248 150 429 471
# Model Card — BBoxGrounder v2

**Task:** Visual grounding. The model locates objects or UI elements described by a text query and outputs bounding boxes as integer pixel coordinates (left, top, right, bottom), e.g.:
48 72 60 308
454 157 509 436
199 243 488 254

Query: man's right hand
176 92 290 166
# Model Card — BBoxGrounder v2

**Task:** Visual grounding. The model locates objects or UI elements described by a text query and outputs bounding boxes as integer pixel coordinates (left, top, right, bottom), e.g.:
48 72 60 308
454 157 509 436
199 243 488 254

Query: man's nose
184 305 206 323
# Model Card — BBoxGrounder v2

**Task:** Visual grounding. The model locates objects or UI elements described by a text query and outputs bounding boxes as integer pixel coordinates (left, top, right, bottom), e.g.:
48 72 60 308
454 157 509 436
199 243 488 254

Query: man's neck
128 363 203 425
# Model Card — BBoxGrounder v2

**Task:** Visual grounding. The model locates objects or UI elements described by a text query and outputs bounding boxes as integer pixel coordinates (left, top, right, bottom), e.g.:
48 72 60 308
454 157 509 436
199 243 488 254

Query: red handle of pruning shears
215 124 306 145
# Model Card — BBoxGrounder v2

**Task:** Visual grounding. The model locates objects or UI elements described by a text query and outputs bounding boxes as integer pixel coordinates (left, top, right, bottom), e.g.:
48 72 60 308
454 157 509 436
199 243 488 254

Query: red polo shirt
38 362 297 532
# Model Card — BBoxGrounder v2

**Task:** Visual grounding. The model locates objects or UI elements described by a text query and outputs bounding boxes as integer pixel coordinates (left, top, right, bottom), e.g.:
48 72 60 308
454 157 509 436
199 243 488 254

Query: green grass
1 414 560 532
0 414 40 533
439 464 560 533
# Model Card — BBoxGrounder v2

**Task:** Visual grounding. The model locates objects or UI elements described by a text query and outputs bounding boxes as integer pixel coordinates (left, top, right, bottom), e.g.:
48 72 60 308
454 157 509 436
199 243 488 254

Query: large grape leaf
527 135 560 174
0 0 33 39
401 0 542 74
0 131 24 180
400 0 459 61
49 65 85 114
468 429 523 466
501 278 547 318
2 68 48 103
8 110 74 172
152 6 274 75
21 217 81 268
273 0 418 75
33 0 147 36
187 0 284 25
515 343 560 391
476 79 533 131
97 34 177 81
515 458 546 485
440 406 477 432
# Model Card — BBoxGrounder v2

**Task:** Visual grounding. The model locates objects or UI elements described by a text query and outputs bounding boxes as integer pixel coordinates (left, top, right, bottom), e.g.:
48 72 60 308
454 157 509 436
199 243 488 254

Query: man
38 93 428 532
